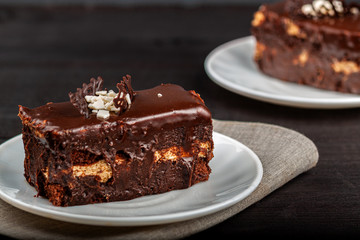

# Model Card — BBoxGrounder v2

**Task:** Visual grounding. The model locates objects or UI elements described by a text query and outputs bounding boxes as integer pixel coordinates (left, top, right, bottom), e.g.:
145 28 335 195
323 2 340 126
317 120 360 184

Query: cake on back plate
18 75 214 206
251 0 360 94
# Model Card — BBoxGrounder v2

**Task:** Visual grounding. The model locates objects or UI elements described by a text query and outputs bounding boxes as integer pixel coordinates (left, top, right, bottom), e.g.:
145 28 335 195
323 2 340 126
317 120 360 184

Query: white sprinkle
319 6 327 15
328 9 335 16
91 98 105 109
108 90 117 97
102 96 114 102
85 95 94 102
110 106 120 112
323 1 333 11
333 0 344 13
86 88 130 117
312 0 325 12
157 93 163 98
125 93 131 106
301 4 316 16
95 90 107 96
302 0 345 17
351 7 359 15
104 101 113 110
97 109 110 120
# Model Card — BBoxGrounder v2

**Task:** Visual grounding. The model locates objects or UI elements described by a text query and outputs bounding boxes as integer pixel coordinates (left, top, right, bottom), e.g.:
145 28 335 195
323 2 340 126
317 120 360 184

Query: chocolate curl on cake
69 77 104 118
113 75 135 113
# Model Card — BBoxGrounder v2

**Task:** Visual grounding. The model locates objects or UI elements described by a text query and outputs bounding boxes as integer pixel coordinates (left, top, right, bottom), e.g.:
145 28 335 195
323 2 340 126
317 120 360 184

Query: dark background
1 0 360 238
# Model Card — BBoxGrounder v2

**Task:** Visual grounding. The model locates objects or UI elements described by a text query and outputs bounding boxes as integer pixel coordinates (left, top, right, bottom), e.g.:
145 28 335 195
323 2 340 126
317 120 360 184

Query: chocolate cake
251 0 360 94
18 76 213 206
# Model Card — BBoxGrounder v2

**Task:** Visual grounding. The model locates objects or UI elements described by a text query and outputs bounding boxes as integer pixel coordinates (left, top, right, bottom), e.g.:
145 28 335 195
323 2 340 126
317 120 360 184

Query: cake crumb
252 11 265 27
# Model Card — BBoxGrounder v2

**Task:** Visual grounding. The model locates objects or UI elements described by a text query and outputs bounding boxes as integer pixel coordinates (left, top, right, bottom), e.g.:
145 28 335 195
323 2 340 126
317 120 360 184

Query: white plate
205 36 360 109
0 132 262 226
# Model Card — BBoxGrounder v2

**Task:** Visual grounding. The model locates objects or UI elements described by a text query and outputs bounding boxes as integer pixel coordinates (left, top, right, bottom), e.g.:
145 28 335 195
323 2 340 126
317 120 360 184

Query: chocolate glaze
19 84 213 206
251 1 360 94
21 84 210 129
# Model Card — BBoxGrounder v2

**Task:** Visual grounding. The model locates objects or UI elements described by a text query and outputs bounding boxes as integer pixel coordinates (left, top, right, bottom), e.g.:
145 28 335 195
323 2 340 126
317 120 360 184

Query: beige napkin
0 120 318 239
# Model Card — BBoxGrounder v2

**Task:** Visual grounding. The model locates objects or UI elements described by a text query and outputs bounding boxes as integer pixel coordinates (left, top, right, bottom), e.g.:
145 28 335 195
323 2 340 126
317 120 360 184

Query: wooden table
1 4 359 238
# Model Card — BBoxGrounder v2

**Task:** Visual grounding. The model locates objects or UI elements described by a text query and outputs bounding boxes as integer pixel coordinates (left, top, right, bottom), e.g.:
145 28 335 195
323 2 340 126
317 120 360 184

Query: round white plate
205 36 360 109
0 132 262 226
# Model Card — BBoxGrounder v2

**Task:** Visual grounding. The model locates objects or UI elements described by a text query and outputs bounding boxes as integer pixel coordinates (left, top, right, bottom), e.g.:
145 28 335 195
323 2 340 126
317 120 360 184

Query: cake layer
251 1 360 94
22 125 212 206
19 83 214 206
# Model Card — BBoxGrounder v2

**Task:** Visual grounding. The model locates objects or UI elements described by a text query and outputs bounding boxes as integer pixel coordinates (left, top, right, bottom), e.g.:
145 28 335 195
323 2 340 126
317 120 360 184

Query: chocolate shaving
69 77 104 118
113 75 135 113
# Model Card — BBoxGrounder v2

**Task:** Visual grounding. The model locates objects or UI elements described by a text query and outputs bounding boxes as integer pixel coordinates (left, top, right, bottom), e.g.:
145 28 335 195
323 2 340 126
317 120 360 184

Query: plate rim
204 36 360 109
0 132 263 226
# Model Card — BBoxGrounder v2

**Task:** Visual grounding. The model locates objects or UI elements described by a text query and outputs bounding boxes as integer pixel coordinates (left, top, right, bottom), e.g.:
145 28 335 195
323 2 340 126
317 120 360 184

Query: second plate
205 36 360 109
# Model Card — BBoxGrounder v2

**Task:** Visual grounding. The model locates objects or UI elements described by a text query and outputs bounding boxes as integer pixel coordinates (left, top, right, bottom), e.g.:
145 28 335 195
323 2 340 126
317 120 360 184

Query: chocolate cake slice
18 76 213 206
251 0 360 94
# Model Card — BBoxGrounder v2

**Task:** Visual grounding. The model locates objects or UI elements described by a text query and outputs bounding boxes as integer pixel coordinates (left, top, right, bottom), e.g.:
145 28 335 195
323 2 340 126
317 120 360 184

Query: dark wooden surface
1 4 360 238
